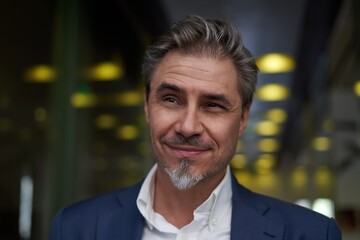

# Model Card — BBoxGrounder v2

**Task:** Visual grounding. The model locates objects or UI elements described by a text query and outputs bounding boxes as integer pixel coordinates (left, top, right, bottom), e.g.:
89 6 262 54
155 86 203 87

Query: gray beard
164 159 205 190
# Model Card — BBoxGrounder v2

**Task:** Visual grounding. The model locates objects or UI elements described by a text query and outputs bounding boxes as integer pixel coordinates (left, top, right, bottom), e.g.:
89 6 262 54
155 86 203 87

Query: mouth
165 144 210 158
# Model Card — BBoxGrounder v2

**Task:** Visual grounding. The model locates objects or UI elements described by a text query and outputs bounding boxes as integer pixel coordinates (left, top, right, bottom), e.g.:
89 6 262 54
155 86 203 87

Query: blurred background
1 0 360 239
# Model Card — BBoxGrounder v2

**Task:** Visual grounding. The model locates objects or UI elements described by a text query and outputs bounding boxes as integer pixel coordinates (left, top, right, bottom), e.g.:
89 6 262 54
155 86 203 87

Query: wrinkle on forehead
155 52 237 87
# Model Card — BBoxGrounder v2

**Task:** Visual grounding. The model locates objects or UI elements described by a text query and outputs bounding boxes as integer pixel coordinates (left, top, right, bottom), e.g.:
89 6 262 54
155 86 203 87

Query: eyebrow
155 82 234 108
156 82 183 94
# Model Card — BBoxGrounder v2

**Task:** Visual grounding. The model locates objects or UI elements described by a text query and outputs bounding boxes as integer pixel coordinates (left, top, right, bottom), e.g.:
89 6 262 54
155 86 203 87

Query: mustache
160 134 213 149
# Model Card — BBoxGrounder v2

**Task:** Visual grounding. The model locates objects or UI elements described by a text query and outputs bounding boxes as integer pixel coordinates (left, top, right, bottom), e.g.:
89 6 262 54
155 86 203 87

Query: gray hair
142 15 258 110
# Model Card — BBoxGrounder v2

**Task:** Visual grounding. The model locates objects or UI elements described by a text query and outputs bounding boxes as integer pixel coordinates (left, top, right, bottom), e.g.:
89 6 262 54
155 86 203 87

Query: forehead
152 51 239 96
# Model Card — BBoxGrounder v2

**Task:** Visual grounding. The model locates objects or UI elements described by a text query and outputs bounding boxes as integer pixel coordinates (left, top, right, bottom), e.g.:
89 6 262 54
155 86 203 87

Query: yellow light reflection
255 154 276 174
116 91 142 106
255 171 277 189
71 92 96 108
89 62 123 81
258 138 280 152
266 108 287 123
34 108 47 122
116 125 138 140
354 80 360 97
95 114 117 129
291 166 308 188
315 166 332 187
25 65 55 82
256 53 295 73
311 137 331 151
234 170 252 187
256 84 290 101
256 120 280 136
231 154 247 169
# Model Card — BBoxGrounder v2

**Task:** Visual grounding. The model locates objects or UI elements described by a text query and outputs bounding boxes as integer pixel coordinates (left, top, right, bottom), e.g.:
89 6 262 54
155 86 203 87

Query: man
50 16 341 239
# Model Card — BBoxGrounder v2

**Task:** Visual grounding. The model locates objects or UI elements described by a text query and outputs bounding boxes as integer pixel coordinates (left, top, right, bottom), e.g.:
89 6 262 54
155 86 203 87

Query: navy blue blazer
49 174 342 239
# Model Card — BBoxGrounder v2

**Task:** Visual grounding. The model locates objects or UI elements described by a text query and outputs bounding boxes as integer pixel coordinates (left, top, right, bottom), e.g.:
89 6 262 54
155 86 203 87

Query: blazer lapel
94 175 284 239
230 175 284 240
96 183 145 240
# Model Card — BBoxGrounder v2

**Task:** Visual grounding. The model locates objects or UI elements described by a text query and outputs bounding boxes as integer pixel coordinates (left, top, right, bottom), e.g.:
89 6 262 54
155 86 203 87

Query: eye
206 102 223 108
164 97 177 103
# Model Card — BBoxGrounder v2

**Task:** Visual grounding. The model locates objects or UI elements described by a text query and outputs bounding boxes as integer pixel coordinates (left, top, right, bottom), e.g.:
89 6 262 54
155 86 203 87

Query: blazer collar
230 174 284 239
95 175 284 240
96 182 145 240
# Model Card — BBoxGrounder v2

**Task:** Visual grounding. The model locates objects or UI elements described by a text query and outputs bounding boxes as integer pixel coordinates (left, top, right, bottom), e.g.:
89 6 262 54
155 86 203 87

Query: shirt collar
136 164 233 232
136 164 157 230
195 166 232 232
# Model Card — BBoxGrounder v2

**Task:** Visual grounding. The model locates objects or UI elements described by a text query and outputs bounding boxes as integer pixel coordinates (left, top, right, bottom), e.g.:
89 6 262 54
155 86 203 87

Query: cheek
148 109 176 136
209 116 241 136
207 118 241 148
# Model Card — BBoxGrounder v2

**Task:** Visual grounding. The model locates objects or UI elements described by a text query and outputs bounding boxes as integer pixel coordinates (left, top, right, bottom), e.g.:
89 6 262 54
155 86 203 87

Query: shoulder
62 181 142 216
255 192 341 239
253 190 330 223
231 177 341 239
49 182 143 240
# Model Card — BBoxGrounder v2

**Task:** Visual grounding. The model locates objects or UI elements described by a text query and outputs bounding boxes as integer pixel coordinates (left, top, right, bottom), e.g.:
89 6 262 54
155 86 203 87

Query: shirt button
212 218 217 225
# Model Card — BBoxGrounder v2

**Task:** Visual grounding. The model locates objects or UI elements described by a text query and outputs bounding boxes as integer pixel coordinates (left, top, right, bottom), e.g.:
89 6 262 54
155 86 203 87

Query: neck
153 166 226 228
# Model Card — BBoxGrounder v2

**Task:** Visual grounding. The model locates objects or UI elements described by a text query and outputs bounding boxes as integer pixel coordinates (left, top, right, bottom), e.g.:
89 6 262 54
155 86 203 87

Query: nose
175 107 204 138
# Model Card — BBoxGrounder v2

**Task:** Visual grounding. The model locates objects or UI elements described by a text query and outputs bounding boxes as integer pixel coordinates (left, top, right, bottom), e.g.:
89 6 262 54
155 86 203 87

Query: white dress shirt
136 164 233 240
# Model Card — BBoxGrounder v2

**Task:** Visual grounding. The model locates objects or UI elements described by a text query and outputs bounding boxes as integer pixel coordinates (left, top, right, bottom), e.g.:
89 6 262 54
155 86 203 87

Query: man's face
144 51 249 189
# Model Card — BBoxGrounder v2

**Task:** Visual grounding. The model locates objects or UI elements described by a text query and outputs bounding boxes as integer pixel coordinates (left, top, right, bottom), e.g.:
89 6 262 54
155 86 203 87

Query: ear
238 106 250 138
144 91 149 123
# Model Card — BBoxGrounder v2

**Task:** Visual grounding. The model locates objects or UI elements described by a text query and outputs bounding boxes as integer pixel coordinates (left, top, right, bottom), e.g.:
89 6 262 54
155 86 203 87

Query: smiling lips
165 144 210 158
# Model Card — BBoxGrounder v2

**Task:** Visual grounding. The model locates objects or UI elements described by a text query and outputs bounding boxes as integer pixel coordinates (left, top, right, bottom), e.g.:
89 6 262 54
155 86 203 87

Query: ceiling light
95 114 117 129
311 137 331 151
255 154 276 173
116 91 142 106
354 80 360 97
266 108 287 123
256 84 290 101
258 138 280 152
116 125 138 140
315 166 332 187
89 62 124 81
256 120 280 136
256 53 295 73
71 92 96 108
25 65 55 82
71 85 96 108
